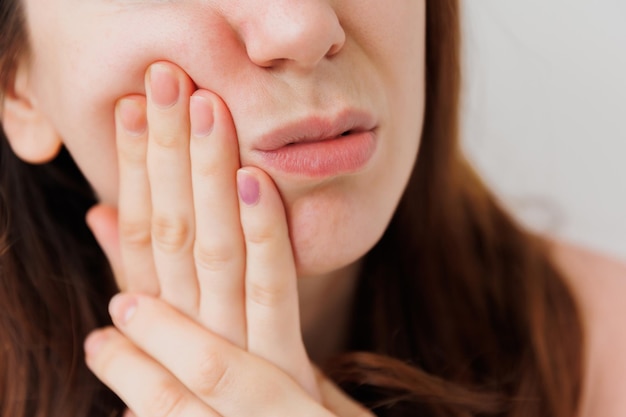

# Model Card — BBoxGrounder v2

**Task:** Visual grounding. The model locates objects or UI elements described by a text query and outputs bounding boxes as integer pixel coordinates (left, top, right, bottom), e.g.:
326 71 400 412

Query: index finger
237 167 319 400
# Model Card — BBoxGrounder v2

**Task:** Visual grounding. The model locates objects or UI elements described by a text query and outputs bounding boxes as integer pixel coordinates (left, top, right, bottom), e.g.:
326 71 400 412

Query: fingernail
237 170 260 206
109 293 138 326
149 63 179 108
190 94 214 137
84 329 110 358
117 97 147 135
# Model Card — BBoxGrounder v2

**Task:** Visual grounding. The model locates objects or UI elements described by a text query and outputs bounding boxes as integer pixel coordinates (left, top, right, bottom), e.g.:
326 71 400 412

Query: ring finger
190 90 246 346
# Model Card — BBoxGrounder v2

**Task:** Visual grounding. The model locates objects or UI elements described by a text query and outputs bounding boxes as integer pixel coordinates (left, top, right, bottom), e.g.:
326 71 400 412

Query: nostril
242 3 345 71
326 39 345 58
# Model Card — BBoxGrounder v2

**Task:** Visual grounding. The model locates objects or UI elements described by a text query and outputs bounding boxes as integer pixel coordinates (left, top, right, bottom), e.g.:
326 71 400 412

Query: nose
233 0 346 70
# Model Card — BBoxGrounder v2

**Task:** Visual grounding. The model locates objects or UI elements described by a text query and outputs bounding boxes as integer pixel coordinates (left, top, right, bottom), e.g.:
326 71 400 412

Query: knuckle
119 220 152 249
151 215 192 253
189 350 230 398
194 243 237 273
153 130 181 149
145 379 188 417
245 227 277 246
247 280 290 308
192 160 221 179
118 142 146 165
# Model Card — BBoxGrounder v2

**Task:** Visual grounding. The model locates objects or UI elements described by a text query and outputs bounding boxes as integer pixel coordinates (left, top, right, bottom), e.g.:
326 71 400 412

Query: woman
1 1 624 416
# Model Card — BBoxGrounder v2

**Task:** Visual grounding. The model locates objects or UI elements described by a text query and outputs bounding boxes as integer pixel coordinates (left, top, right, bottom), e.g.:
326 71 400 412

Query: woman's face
20 0 426 277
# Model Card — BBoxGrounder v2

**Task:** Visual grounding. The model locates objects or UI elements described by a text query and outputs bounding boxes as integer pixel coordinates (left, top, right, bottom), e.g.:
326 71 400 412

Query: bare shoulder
549 240 626 417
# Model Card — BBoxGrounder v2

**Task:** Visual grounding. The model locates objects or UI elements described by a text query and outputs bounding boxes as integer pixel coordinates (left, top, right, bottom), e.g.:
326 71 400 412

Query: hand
85 62 371 417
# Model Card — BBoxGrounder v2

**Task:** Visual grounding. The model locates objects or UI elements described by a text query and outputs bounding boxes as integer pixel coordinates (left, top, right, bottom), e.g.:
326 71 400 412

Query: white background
461 1 626 260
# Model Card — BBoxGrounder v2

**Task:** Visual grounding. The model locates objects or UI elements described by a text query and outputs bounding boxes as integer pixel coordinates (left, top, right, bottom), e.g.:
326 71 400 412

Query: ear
1 59 62 164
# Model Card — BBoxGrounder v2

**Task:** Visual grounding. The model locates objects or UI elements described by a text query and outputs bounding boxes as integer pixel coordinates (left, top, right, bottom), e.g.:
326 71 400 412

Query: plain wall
461 1 626 260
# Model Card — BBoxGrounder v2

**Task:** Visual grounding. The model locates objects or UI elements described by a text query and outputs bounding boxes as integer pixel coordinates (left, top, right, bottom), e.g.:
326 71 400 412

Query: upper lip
253 109 377 152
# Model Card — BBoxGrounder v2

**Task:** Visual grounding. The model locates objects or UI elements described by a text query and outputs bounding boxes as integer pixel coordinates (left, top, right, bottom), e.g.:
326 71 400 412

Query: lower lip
255 131 377 177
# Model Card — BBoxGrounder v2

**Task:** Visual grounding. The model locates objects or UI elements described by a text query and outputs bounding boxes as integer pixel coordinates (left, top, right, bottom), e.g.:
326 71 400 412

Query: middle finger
190 90 247 347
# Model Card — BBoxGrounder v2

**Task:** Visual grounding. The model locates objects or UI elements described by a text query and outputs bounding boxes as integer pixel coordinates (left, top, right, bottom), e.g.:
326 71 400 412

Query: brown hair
0 1 583 417
1 2 124 416
0 0 24 103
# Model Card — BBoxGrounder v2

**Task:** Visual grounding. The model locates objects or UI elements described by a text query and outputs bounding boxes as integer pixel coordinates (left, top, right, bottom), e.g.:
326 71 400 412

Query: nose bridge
232 0 346 70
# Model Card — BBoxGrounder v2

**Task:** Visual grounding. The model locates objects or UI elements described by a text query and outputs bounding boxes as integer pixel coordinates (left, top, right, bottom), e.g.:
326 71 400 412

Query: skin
550 242 626 417
17 0 426 278
5 0 426 361
5 1 625 416
2 0 426 415
83 79 367 414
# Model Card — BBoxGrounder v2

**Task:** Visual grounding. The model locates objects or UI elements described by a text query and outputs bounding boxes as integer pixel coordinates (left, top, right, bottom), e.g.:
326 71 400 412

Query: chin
288 214 386 279
282 174 396 280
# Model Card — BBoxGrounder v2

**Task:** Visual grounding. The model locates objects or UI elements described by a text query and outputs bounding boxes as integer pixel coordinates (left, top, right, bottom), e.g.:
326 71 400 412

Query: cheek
23 0 425 215
25 5 239 202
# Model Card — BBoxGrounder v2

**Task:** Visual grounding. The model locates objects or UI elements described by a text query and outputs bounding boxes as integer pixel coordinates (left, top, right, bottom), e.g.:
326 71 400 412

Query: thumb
86 204 125 289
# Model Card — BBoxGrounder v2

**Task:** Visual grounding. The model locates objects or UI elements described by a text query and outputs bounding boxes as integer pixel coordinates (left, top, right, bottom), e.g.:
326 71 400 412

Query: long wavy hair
0 1 583 416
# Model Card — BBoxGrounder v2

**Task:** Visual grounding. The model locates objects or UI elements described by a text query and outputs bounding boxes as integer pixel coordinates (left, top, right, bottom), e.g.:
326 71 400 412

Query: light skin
83 77 366 414
549 242 626 417
4 3 426 349
3 1 626 416
2 0 426 415
10 0 426 278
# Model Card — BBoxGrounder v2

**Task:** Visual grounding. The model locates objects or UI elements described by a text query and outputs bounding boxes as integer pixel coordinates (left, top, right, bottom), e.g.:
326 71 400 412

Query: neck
298 261 361 365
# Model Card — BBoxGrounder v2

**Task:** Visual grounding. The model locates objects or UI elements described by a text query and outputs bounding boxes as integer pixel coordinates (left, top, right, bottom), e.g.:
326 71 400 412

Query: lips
251 110 378 178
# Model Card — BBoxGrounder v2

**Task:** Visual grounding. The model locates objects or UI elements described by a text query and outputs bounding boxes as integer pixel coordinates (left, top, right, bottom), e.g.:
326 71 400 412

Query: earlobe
1 61 62 164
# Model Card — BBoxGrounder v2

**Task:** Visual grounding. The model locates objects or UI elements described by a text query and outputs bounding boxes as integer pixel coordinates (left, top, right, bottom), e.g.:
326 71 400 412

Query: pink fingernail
237 170 260 206
117 97 147 135
190 94 214 137
149 63 179 108
109 294 138 326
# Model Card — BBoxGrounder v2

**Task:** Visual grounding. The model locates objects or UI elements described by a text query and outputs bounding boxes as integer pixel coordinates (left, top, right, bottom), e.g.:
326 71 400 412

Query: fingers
86 205 125 289
85 327 217 417
110 63 317 407
115 62 247 343
190 91 246 347
87 295 329 417
238 167 320 400
145 63 199 314
115 95 160 295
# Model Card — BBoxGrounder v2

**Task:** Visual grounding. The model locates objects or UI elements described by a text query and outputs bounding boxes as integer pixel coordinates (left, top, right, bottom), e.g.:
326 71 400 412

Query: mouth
251 110 378 178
